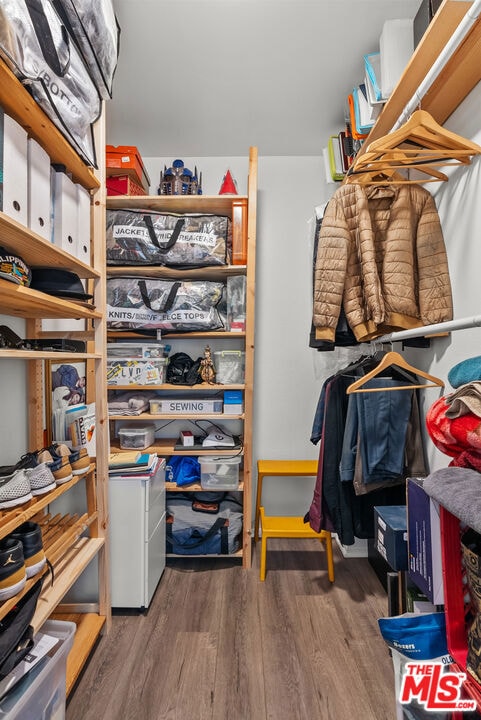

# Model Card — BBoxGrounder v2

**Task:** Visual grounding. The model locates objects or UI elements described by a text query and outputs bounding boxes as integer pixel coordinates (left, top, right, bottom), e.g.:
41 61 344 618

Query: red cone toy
218 169 238 195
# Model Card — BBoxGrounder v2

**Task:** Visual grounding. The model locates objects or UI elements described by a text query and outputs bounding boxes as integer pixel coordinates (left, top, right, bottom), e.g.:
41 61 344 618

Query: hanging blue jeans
340 378 413 484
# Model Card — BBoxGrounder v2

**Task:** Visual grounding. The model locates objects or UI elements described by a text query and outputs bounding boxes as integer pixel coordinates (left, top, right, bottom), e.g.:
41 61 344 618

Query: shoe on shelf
26 463 57 496
0 451 38 478
49 443 91 477
70 447 91 476
36 449 72 485
0 469 33 509
10 522 46 578
0 537 26 601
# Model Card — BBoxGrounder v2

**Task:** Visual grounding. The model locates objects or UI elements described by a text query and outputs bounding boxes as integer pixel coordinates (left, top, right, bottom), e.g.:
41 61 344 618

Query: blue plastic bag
166 456 200 487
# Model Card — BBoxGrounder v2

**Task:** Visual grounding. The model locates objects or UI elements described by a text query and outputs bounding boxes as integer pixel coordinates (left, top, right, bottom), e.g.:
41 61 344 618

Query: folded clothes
108 391 157 415
423 466 481 533
445 381 481 419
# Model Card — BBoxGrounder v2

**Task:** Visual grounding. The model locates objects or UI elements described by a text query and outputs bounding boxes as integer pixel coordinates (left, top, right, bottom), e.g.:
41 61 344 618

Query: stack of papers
108 452 158 477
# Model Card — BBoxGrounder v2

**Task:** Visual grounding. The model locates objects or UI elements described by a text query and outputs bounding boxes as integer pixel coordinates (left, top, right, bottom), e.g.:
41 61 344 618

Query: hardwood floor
66 539 396 720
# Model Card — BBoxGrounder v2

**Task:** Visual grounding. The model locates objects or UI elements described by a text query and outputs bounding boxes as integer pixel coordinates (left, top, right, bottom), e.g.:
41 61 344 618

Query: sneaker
36 449 72 484
0 452 38 478
0 470 33 509
70 447 91 476
0 537 26 600
10 522 46 578
26 463 57 495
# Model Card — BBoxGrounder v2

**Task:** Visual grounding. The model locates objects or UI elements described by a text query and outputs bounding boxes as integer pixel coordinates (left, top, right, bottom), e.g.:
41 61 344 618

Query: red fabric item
426 395 481 472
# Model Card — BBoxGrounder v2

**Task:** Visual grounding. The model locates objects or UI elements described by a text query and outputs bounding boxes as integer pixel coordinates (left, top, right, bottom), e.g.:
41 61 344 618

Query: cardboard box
374 505 408 571
407 477 444 604
223 390 243 415
106 145 151 191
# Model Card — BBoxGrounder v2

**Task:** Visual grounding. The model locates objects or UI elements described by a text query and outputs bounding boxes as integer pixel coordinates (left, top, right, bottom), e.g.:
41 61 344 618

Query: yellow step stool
255 459 335 582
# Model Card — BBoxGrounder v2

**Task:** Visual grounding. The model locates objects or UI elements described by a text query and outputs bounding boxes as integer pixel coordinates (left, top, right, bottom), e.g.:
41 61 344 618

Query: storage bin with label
119 424 156 450
107 358 168 385
214 350 245 384
199 455 241 490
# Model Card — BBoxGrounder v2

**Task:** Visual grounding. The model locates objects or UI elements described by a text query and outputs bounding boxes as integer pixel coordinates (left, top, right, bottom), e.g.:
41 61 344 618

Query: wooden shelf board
109 412 244 420
50 611 106 696
0 59 99 190
356 0 476 156
0 350 101 360
32 537 105 632
0 468 95 540
167 550 243 560
107 330 245 339
108 383 244 391
165 480 244 492
0 279 102 320
0 212 100 278
107 264 246 280
107 194 248 215
109 438 244 456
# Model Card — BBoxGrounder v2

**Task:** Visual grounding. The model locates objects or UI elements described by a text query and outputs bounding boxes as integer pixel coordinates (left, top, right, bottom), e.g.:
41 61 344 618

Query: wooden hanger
345 163 448 186
364 110 481 158
346 350 445 394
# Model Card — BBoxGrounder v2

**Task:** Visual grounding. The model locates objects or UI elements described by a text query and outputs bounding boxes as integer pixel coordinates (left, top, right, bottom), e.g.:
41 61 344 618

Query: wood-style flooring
66 539 396 720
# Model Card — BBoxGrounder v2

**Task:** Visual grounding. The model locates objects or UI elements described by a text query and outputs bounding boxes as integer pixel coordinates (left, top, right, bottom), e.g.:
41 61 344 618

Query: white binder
1 111 28 226
52 169 78 257
76 184 91 265
27 138 51 240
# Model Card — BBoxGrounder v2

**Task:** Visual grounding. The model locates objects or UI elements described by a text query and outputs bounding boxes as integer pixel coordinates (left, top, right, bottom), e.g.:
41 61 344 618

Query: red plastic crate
106 174 147 197
106 144 151 191
441 506 481 711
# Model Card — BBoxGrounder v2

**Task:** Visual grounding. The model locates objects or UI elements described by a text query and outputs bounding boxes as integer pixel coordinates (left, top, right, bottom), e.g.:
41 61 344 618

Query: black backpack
167 352 202 385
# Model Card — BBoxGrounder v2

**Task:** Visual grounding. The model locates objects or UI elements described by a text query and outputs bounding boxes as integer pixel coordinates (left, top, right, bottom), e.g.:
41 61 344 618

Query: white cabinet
109 458 166 609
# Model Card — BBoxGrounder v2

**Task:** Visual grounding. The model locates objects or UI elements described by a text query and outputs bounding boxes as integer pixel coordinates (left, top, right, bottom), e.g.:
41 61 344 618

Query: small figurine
200 345 216 384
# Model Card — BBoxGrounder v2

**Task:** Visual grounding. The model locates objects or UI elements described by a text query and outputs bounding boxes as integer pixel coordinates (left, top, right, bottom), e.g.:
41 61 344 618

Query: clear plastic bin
213 351 245 384
199 455 241 490
0 619 75 720
119 423 156 449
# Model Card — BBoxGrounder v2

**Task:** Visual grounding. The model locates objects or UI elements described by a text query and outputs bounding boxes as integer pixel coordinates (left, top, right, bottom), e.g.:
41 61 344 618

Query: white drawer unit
109 457 166 609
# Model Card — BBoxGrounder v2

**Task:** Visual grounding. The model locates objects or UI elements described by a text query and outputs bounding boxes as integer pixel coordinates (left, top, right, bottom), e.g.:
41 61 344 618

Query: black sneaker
0 452 38 478
10 522 46 578
0 538 26 601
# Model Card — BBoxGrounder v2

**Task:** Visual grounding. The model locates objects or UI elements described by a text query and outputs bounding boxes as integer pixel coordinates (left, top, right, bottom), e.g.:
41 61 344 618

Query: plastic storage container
213 350 245 384
107 358 168 385
0 619 75 719
119 423 156 449
199 455 241 490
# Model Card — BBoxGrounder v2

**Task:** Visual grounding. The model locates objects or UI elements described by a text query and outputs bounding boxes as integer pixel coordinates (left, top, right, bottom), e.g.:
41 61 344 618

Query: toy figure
200 345 216 384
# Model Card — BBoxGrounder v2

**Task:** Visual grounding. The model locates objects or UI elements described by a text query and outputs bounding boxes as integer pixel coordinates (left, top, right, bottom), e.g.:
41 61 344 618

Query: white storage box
1 110 28 225
107 358 168 385
119 423 156 449
214 350 245 384
151 398 223 414
107 343 165 359
52 169 78 257
199 455 241 490
27 137 51 240
0 619 75 720
380 19 414 98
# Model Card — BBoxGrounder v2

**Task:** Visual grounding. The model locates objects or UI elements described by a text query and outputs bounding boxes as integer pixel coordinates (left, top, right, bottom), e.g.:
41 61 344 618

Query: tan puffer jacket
313 183 453 343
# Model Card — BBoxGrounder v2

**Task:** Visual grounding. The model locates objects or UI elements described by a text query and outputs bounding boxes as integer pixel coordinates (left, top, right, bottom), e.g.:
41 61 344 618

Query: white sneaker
26 463 57 495
0 469 33 509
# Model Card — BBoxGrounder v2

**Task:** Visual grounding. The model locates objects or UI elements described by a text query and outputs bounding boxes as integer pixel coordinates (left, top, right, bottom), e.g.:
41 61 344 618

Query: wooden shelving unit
0 56 110 696
106 147 257 568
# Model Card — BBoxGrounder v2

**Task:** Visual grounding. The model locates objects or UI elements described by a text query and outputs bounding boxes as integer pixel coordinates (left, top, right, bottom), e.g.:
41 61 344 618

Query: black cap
30 268 93 300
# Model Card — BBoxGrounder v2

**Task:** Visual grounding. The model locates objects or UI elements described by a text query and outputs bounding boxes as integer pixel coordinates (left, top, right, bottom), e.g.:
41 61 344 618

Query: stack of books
108 451 158 478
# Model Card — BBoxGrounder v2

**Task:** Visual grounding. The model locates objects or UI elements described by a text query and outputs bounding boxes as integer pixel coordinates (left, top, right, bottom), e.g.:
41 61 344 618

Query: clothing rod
376 315 481 343
392 0 481 131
